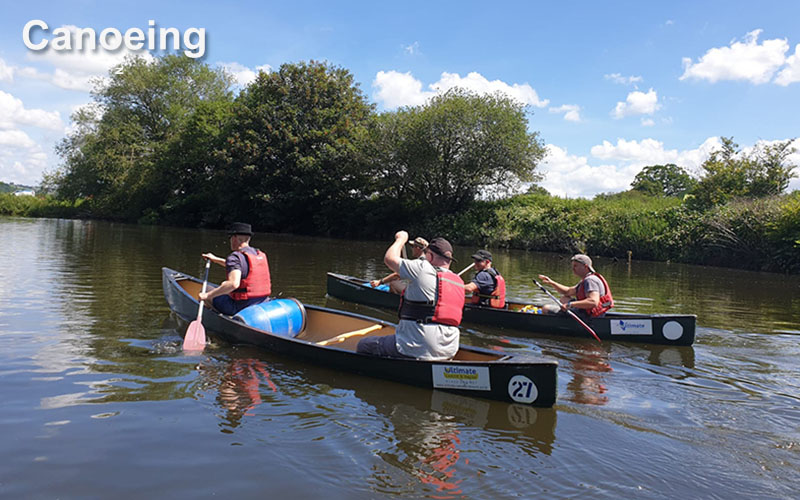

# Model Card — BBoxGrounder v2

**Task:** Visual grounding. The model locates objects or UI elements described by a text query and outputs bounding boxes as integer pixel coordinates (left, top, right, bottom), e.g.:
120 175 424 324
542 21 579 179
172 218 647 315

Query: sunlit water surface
1 217 799 498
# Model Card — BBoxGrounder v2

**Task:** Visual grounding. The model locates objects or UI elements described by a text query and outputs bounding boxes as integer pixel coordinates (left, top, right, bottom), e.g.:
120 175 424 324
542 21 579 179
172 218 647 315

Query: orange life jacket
469 267 506 308
399 268 465 326
576 272 614 317
231 249 272 300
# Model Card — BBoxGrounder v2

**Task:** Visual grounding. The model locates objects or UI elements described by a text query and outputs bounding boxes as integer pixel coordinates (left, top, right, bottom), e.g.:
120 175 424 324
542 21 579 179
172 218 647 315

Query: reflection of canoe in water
327 272 696 346
162 267 558 407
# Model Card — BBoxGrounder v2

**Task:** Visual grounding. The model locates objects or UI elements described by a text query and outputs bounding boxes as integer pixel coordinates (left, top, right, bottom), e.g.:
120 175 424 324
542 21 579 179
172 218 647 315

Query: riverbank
3 190 798 274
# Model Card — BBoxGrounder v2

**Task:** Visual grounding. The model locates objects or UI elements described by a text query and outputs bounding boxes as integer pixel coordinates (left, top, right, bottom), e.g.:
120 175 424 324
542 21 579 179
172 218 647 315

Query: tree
54 55 234 219
690 137 798 209
631 164 696 197
369 88 546 214
217 60 375 232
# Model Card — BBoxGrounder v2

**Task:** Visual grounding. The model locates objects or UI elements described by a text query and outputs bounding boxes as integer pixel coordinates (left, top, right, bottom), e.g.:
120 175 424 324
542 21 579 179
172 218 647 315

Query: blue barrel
362 282 390 292
233 298 307 338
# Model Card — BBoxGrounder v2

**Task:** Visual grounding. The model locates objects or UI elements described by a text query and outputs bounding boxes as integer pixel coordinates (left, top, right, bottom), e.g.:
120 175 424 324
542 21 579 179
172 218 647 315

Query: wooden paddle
532 278 602 344
457 262 475 276
318 324 384 346
183 259 211 351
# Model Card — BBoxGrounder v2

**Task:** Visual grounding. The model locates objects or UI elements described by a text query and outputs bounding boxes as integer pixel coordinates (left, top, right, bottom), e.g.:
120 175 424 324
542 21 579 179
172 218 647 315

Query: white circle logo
662 321 684 341
508 375 538 404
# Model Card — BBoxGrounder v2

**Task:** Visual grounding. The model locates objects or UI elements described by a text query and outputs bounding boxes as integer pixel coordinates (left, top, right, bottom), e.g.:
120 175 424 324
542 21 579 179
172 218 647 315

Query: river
1 217 798 498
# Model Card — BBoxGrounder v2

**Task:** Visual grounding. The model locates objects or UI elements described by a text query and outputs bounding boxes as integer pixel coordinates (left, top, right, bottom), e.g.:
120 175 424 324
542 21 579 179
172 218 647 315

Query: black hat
471 249 492 261
428 237 456 262
227 222 253 236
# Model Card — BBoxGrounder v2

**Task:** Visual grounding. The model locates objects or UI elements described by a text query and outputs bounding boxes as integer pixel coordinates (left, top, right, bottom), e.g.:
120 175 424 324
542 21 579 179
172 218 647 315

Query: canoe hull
326 272 696 346
163 268 558 407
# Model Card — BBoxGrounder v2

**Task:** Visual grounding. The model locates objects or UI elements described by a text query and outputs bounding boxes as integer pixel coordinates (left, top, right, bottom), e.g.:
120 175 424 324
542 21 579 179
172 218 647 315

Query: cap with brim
428 237 456 262
570 253 594 271
471 249 492 261
410 237 429 249
227 222 254 236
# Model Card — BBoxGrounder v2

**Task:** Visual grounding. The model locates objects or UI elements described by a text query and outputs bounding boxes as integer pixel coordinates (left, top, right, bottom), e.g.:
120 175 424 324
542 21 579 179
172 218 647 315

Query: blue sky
1 1 799 197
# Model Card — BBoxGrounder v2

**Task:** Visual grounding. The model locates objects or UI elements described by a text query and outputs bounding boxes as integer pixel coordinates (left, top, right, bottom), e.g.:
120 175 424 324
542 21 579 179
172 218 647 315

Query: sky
1 0 799 198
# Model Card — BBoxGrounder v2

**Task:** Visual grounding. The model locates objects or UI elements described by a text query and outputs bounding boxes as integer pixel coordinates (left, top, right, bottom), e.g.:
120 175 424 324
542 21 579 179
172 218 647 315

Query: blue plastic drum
233 298 307 337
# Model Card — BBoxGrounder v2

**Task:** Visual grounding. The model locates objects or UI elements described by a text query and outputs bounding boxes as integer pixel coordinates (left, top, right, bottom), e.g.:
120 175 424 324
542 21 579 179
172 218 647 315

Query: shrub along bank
7 190 797 274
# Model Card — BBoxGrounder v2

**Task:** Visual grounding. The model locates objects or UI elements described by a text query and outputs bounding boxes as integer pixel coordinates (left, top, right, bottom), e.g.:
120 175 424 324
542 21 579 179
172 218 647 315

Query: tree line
11 55 798 272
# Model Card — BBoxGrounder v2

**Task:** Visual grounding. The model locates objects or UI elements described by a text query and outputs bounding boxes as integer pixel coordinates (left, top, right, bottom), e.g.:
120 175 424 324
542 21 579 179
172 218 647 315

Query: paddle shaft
532 278 602 343
457 262 475 276
196 259 211 321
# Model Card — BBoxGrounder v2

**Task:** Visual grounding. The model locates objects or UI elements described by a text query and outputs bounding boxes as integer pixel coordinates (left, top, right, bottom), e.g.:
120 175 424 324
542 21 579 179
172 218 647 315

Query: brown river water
1 217 799 498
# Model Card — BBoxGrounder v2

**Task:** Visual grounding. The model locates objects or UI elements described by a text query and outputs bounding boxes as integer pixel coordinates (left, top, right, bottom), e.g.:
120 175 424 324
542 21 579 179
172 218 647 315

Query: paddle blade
183 320 206 351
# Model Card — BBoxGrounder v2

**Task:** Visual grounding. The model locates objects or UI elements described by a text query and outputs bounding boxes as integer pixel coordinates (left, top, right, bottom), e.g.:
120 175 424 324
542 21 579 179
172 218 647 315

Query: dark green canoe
326 272 696 346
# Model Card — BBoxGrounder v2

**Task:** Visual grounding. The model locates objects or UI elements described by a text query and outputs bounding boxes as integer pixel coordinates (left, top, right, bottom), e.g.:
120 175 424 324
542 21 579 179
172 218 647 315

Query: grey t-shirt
395 258 459 360
576 274 606 298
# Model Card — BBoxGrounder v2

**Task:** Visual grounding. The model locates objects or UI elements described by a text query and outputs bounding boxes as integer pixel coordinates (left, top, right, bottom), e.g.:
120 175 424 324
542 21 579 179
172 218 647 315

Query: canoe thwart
318 324 384 346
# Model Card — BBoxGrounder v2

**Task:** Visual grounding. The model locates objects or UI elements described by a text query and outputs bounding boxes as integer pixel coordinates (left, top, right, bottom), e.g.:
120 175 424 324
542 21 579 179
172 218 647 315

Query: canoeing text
22 20 206 59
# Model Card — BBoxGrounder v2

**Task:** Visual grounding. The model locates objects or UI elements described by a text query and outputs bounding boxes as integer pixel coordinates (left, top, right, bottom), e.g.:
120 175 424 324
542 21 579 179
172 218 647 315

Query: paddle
457 262 475 277
183 259 211 351
532 278 602 344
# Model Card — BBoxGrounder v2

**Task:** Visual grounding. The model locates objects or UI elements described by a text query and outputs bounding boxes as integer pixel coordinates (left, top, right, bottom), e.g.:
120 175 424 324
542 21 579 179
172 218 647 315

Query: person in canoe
538 254 614 318
357 232 465 360
463 249 506 309
369 237 428 294
198 222 272 316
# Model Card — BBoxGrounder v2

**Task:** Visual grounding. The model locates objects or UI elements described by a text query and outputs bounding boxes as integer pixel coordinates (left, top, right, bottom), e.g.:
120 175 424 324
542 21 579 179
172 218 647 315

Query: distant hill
0 181 35 194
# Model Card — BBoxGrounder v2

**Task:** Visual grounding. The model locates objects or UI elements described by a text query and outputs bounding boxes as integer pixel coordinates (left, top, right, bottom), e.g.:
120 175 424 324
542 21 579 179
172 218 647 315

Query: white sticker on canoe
610 319 653 335
508 375 538 404
432 365 491 391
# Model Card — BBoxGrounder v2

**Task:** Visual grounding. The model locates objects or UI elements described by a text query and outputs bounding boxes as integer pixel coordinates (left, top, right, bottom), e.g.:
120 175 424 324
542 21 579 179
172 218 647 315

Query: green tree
218 60 375 233
370 87 546 214
631 164 696 197
690 137 797 209
54 55 234 219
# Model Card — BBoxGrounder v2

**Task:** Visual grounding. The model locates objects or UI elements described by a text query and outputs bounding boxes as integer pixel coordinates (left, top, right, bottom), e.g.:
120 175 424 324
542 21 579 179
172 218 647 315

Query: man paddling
538 254 613 318
464 249 506 308
199 222 272 315
357 231 464 360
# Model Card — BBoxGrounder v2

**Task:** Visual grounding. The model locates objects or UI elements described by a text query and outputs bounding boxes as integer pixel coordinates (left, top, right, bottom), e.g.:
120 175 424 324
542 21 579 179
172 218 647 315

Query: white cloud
0 130 49 185
539 144 638 198
403 42 420 55
548 104 581 122
604 73 643 85
0 129 37 148
539 137 735 198
0 90 64 131
680 29 789 84
23 25 153 91
590 137 722 177
373 70 435 108
218 62 272 87
612 88 660 118
373 70 549 109
0 58 13 82
775 43 800 86
641 118 655 127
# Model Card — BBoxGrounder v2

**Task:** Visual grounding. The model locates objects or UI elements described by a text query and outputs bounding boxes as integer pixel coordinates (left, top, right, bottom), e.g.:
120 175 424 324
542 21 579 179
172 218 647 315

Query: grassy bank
3 191 799 274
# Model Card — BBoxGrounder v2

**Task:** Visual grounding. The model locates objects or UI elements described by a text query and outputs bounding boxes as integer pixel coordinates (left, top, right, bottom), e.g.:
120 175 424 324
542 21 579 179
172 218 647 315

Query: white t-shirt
395 258 460 360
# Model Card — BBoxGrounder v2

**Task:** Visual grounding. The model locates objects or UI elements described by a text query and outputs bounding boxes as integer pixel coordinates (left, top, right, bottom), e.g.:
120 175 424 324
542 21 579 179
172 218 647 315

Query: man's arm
568 291 599 311
370 272 400 287
384 231 409 273
538 274 576 297
199 269 242 304
202 252 226 267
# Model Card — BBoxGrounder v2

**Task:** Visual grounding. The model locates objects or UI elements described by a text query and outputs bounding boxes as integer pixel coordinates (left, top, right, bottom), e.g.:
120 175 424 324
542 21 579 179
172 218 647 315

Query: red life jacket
231 249 272 300
469 267 506 308
399 267 465 326
576 272 614 317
